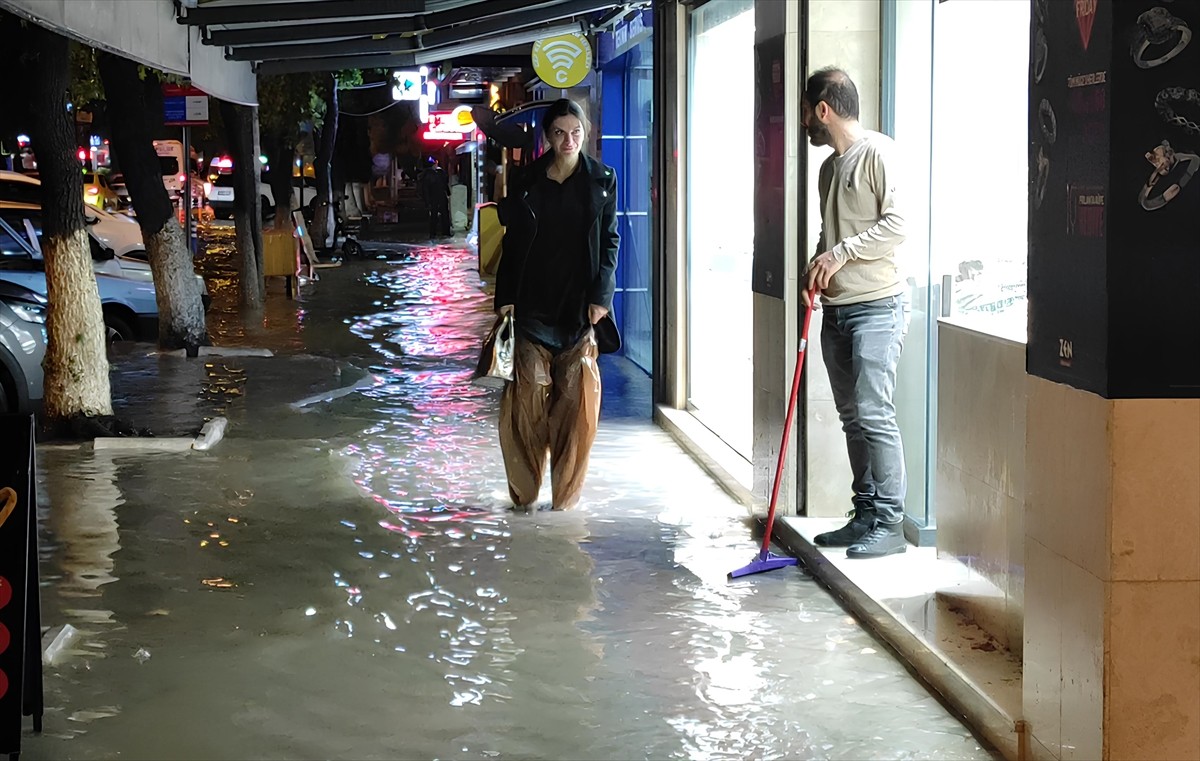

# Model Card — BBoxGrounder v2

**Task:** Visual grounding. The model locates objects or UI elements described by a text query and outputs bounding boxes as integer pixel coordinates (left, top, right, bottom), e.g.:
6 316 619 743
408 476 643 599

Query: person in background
493 98 620 510
801 67 910 559
419 157 450 238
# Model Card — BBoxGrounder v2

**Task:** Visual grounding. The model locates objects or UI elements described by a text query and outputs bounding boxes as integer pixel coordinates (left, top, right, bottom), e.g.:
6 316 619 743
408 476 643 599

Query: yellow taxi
82 171 120 211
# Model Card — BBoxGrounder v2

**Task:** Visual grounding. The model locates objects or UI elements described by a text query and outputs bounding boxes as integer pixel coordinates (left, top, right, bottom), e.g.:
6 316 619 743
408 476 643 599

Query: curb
89 416 229 453
770 518 1021 761
92 437 194 452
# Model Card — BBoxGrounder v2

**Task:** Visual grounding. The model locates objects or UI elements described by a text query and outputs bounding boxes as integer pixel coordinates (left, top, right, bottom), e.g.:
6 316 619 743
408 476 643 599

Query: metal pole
183 125 196 255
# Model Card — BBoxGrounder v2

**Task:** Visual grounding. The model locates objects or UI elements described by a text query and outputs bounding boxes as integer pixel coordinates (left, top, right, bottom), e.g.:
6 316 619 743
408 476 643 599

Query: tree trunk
311 74 338 249
96 53 209 351
269 137 295 229
26 25 113 420
249 110 266 300
219 100 263 310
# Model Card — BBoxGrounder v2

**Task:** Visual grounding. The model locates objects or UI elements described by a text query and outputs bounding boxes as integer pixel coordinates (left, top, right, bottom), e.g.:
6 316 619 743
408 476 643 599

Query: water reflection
329 243 603 713
37 448 125 680
24 236 994 761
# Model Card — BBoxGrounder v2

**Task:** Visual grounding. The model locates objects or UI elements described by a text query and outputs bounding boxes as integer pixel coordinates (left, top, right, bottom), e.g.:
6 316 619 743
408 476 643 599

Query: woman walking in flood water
493 98 620 510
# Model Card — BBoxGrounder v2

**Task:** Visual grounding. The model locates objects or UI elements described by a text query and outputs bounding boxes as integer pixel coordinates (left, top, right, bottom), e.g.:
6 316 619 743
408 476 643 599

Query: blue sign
598 9 652 67
163 97 187 124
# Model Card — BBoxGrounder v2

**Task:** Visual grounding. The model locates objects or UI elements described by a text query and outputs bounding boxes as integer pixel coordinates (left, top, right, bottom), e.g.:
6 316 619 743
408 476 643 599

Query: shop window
930 0 1030 342
686 0 755 458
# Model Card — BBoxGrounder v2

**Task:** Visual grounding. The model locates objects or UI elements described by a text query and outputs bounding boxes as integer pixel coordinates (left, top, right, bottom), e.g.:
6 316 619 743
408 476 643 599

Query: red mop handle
759 289 819 556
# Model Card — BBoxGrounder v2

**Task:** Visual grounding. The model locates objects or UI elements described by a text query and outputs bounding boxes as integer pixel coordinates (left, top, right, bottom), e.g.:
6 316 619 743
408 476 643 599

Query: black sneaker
814 509 875 547
846 522 907 559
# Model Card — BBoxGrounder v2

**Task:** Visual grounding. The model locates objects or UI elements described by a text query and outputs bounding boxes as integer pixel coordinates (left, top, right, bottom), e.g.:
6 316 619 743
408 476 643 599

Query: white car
207 171 318 220
0 172 209 304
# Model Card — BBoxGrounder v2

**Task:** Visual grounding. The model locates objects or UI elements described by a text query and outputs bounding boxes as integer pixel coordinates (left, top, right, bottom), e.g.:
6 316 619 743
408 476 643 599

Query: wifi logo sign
532 33 594 88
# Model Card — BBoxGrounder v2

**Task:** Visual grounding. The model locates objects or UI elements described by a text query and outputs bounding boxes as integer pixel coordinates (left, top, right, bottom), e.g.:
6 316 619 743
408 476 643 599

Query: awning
177 0 631 75
0 0 257 105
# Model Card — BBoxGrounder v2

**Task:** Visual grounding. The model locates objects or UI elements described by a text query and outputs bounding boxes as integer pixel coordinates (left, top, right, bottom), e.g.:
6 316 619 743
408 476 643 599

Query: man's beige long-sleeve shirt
814 131 907 306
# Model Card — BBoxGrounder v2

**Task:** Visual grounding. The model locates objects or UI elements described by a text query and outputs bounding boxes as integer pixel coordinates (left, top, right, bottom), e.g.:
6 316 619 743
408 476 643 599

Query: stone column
1024 1 1200 759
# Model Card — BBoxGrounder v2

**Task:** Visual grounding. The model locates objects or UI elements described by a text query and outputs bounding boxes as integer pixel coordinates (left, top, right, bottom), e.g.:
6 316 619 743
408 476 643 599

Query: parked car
0 280 47 414
0 200 211 343
206 170 318 221
152 140 205 206
0 199 209 300
0 173 209 293
0 170 40 204
82 172 120 211
108 172 132 209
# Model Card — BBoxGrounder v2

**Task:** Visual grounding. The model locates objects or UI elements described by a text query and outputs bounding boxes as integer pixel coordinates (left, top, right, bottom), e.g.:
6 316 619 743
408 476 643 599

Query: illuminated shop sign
392 67 427 101
422 106 477 141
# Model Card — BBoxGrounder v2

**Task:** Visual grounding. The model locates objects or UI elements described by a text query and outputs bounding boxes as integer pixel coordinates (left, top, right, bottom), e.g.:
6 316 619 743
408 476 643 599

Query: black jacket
494 151 619 313
419 166 450 207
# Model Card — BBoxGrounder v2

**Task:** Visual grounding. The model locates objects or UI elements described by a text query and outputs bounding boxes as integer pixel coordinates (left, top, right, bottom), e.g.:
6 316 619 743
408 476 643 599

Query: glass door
685 0 756 459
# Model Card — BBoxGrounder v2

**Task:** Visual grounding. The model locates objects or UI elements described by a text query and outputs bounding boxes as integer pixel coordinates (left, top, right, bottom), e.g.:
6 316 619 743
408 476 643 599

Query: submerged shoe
846 522 907 559
814 509 875 547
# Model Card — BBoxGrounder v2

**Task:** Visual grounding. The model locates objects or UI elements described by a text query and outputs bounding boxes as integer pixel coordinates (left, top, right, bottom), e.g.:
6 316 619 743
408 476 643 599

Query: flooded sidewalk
24 235 994 760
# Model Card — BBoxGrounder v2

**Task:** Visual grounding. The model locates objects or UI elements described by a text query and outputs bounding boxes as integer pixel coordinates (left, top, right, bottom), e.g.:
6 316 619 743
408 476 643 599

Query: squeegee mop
728 292 818 579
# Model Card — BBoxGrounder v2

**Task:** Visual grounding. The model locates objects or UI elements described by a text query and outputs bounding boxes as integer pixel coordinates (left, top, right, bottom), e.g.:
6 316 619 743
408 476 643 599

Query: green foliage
259 70 364 139
68 42 104 105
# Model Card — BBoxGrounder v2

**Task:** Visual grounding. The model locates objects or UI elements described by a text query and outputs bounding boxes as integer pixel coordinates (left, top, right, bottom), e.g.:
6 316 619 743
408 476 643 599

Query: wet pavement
23 228 996 760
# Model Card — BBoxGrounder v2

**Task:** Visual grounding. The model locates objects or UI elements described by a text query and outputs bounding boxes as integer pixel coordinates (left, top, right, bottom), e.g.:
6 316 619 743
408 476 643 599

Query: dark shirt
516 164 592 350
420 167 449 207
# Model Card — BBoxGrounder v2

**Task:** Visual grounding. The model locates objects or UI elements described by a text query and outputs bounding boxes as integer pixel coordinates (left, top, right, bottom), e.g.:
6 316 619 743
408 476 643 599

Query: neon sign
422 106 476 141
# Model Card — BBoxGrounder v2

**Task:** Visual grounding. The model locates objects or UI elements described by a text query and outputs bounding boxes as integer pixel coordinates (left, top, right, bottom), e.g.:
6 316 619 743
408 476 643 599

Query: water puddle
24 234 995 760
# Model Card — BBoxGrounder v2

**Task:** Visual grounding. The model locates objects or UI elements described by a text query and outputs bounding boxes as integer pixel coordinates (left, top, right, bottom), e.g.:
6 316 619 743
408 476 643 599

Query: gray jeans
820 295 907 524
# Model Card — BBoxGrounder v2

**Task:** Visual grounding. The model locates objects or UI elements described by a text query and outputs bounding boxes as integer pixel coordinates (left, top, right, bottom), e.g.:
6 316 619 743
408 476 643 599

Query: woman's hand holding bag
473 311 516 388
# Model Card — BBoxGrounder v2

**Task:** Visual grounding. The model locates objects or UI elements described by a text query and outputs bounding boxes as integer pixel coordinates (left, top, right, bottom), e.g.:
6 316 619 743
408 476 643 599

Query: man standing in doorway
420 157 451 238
801 68 909 559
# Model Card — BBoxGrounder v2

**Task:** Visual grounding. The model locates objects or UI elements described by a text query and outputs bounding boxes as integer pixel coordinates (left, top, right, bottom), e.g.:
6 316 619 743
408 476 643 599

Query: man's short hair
804 68 860 120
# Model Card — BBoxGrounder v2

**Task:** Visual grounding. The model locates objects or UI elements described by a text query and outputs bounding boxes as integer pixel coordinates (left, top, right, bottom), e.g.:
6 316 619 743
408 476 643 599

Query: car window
215 174 236 187
121 249 149 263
0 213 36 254
17 213 44 253
0 226 29 258
159 156 180 176
83 173 96 183
89 233 112 261
0 180 42 205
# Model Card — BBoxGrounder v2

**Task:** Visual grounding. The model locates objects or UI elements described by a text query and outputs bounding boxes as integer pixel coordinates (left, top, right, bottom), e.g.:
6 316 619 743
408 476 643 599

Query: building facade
647 1 1200 759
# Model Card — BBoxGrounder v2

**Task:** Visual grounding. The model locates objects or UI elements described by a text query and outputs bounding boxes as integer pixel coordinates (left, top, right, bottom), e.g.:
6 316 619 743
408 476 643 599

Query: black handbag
593 312 621 354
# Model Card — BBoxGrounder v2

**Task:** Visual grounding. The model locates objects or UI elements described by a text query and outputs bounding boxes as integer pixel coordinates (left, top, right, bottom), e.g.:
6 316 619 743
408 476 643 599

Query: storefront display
685 0 755 459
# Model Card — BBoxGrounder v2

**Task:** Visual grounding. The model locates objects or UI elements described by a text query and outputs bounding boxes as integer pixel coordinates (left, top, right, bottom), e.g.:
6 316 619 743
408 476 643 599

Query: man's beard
807 122 831 146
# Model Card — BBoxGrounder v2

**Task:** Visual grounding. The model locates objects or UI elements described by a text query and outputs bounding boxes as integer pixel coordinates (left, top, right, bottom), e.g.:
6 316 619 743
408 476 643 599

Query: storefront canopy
178 0 629 75
0 0 257 105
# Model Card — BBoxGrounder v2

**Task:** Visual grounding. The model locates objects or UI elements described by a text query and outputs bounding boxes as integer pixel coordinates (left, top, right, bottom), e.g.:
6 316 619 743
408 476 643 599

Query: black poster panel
752 0 786 299
0 414 42 756
1107 0 1200 397
1028 0 1115 394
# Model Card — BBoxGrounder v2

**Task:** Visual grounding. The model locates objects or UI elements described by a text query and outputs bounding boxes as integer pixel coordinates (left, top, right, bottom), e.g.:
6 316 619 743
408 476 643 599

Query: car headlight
8 302 47 324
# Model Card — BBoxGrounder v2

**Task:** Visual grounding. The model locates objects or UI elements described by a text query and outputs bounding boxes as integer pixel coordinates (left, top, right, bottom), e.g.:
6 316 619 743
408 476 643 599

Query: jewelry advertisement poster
1132 4 1199 212
1029 0 1200 396
1113 0 1200 394
1027 0 1113 391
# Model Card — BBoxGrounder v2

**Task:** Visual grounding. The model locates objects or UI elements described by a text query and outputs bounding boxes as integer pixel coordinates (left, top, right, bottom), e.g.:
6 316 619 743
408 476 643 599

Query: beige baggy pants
499 329 602 510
